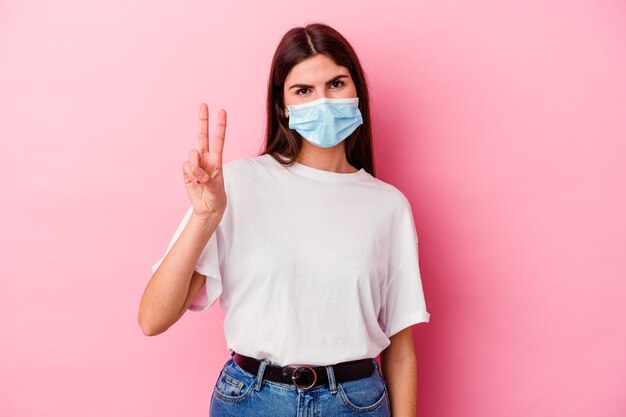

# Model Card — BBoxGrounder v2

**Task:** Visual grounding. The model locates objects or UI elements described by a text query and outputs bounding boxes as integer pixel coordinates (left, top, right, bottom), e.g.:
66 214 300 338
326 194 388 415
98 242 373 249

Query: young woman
139 23 431 417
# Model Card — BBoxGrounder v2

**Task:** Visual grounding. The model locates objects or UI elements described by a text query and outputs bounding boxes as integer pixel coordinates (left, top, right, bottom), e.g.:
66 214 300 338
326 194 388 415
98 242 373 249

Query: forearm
381 353 418 417
138 211 221 334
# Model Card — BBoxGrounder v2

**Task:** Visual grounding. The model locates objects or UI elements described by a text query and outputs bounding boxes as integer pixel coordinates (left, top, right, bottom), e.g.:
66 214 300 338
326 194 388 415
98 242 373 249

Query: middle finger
198 103 209 153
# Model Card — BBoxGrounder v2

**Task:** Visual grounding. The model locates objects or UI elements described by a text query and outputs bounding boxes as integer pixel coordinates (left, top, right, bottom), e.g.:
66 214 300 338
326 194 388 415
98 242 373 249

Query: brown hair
258 22 376 177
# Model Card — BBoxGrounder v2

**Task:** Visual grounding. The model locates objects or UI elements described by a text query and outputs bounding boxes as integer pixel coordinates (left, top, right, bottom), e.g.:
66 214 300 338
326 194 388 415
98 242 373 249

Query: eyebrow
288 74 349 90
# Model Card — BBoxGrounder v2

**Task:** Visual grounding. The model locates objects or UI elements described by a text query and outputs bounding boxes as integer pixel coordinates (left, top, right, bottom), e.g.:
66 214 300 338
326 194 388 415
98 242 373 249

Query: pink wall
1 1 625 416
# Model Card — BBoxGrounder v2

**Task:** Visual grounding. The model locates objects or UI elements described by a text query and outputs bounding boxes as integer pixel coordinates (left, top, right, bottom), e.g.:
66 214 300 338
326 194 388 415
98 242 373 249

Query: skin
138 105 227 335
283 53 360 173
381 328 420 416
284 53 420 416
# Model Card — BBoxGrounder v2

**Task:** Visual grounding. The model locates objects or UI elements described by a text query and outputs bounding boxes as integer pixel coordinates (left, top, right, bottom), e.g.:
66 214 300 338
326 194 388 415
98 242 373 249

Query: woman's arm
138 211 222 336
380 327 419 417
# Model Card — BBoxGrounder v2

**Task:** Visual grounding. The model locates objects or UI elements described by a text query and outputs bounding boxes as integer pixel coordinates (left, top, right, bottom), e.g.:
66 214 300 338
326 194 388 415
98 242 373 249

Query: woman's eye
295 81 344 95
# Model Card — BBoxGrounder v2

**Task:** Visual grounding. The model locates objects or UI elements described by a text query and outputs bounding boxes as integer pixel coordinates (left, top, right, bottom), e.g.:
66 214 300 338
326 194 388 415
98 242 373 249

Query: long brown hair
258 22 376 177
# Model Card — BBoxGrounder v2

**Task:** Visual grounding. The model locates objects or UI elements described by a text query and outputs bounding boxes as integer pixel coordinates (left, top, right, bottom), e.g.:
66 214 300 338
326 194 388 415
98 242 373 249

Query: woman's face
283 54 357 116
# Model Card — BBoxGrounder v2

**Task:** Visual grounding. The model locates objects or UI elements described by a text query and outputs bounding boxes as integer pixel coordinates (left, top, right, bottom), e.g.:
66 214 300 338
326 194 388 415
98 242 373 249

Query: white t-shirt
151 153 430 367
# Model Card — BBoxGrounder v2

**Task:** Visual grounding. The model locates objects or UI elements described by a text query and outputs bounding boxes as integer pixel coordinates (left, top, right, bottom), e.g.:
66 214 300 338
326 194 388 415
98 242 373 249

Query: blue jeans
209 351 391 416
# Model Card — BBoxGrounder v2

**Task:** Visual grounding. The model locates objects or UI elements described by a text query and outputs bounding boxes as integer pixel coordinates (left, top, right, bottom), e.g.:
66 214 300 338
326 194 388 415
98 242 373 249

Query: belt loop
255 359 268 391
230 350 236 358
324 364 337 394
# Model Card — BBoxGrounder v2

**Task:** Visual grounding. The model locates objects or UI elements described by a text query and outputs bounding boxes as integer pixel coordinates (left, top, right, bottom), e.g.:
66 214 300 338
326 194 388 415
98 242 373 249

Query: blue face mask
286 97 363 148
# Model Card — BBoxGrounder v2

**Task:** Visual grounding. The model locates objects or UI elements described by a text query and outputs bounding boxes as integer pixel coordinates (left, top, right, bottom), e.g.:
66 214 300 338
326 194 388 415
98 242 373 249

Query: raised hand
183 103 227 220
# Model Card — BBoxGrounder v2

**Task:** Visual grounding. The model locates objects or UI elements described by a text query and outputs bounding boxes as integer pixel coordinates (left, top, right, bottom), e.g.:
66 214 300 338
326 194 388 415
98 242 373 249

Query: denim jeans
209 351 391 416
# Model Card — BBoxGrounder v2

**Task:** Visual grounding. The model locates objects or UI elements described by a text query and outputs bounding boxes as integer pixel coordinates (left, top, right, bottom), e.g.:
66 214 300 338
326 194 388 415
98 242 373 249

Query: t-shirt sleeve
150 205 223 312
378 194 431 338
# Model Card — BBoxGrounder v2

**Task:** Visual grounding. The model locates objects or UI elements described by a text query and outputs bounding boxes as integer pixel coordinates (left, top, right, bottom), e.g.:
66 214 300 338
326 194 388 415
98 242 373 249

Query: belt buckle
291 365 317 390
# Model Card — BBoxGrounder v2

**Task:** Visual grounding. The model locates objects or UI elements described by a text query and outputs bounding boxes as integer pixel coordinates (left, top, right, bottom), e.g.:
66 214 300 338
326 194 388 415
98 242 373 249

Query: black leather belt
233 352 375 390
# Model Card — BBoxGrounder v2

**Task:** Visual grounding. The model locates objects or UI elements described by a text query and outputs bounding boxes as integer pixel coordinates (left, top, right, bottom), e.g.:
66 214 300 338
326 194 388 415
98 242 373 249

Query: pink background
1 1 625 416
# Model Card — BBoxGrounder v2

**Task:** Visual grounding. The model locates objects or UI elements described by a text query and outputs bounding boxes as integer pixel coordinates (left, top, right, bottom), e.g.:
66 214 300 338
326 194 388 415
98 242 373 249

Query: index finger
212 109 227 158
198 103 209 153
